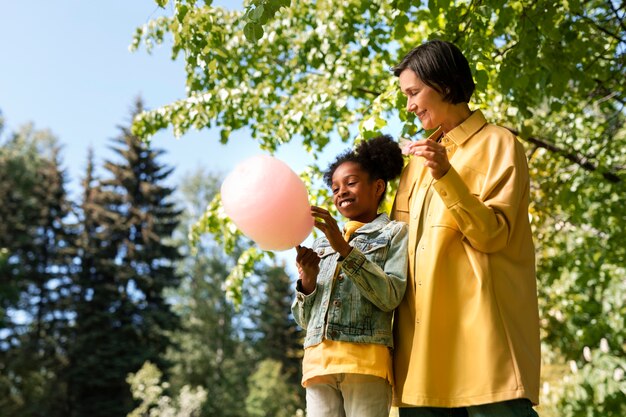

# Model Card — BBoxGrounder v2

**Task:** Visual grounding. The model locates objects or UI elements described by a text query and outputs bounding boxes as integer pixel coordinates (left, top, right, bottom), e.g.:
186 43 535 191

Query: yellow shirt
391 110 540 407
301 220 393 387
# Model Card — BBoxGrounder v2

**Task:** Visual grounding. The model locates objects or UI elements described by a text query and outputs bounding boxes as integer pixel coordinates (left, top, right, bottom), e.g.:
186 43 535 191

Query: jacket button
337 275 344 281
330 330 338 337
333 299 342 307
440 190 448 197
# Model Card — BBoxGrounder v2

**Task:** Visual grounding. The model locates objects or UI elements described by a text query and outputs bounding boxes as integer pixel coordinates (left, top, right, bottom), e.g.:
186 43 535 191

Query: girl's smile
331 161 384 224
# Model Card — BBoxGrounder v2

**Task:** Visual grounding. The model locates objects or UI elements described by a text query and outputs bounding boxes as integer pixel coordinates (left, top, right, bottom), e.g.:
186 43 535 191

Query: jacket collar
425 109 487 146
344 212 390 237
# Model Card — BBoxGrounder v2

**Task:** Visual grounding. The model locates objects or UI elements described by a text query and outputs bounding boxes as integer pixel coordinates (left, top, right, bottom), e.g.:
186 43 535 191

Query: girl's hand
295 245 320 295
405 138 451 179
311 206 352 258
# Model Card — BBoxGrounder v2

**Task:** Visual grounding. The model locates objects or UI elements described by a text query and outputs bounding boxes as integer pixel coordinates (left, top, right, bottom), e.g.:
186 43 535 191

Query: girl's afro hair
323 134 404 188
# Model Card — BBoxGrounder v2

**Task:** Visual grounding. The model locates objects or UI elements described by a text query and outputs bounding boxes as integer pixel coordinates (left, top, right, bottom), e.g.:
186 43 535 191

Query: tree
245 359 302 417
249 264 303 394
0 124 76 416
127 361 207 417
131 1 625 415
165 168 256 417
66 98 182 417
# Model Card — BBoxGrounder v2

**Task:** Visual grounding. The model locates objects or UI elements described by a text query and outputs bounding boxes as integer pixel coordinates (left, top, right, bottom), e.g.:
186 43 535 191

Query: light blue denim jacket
292 213 408 349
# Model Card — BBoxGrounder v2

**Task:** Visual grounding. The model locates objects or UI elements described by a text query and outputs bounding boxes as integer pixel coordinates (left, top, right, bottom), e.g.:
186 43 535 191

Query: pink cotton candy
220 155 314 251
398 137 413 155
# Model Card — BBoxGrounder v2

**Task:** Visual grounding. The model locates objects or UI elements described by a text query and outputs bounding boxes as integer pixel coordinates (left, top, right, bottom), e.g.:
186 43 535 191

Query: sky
1 1 358 269
0 1 349 198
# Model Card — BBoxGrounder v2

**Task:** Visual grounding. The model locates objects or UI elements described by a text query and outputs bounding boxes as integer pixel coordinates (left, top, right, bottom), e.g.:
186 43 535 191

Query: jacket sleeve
291 280 317 330
291 239 321 329
340 222 409 312
432 137 529 253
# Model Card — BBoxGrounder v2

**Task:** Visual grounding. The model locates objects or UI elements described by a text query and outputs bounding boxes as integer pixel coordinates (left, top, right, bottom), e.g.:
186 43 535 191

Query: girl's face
331 161 384 224
399 68 451 131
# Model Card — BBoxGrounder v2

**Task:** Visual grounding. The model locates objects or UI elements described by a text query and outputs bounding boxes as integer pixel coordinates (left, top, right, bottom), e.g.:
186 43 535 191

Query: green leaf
474 69 489 90
249 5 264 22
177 4 189 23
243 22 264 42
220 127 231 144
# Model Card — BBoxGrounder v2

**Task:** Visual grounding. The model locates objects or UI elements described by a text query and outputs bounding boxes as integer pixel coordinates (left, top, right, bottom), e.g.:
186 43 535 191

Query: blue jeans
399 399 539 417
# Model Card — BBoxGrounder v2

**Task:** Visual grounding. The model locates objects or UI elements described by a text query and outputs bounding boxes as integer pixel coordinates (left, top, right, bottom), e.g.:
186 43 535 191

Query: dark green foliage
0 126 76 416
65 98 182 417
250 265 303 392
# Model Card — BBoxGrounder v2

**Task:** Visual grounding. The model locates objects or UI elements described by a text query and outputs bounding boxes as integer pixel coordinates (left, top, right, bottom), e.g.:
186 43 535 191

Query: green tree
245 359 302 417
127 361 207 417
131 1 625 415
67 98 182 417
0 124 76 416
249 264 303 397
166 168 255 417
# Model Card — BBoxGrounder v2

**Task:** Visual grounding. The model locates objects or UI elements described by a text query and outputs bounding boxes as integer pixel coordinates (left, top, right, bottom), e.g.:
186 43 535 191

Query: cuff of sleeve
433 167 470 208
296 280 316 301
341 248 366 274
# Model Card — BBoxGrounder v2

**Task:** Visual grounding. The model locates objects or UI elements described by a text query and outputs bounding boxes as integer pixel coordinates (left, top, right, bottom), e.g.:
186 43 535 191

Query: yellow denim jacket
391 110 540 407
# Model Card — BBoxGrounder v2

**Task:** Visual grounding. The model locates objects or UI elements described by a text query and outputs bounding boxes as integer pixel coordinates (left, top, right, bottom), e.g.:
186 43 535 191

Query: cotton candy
221 155 313 251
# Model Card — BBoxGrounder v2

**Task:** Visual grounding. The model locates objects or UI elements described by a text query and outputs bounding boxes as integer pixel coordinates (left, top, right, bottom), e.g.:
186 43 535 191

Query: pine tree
251 263 304 404
0 125 76 416
67 99 182 417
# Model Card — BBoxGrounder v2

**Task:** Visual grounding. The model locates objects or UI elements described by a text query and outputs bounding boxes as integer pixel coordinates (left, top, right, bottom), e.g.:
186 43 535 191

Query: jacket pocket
354 237 389 266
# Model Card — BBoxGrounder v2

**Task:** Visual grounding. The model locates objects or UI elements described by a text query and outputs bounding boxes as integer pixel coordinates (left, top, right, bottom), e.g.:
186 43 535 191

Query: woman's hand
405 138 451 179
295 245 320 294
311 206 352 258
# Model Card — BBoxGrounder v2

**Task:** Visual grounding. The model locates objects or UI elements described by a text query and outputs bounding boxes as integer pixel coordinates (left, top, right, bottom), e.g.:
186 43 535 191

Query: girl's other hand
295 245 320 294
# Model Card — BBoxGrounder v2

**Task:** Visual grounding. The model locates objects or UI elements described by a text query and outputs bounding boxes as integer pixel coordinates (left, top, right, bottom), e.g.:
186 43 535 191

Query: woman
390 40 541 417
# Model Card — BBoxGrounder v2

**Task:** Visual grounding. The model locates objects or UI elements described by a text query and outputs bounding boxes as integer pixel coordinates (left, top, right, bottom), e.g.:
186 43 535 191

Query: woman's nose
407 99 416 113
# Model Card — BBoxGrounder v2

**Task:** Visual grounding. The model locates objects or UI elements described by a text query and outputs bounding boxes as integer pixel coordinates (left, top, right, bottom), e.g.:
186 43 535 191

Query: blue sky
1 1 349 200
1 1 361 269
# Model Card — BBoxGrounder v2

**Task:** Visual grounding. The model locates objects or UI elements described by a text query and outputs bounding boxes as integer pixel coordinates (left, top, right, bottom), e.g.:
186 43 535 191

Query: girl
292 134 408 417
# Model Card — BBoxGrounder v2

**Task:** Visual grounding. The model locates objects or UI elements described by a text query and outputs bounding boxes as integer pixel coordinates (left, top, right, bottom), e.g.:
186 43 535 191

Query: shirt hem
394 388 538 408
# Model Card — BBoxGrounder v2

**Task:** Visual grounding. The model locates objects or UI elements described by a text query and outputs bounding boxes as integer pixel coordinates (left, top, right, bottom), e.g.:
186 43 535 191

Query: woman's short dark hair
324 134 404 205
392 40 475 104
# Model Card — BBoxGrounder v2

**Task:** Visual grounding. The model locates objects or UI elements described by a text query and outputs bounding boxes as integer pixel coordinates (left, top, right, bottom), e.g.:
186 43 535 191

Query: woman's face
331 161 383 224
398 68 450 131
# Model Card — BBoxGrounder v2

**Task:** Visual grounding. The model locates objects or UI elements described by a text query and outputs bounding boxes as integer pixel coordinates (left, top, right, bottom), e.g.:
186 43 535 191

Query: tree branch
355 87 382 96
607 0 626 33
575 12 626 43
505 127 622 183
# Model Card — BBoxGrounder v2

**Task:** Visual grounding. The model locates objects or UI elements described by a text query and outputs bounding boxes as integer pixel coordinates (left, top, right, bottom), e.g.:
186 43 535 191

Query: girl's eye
332 188 339 194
